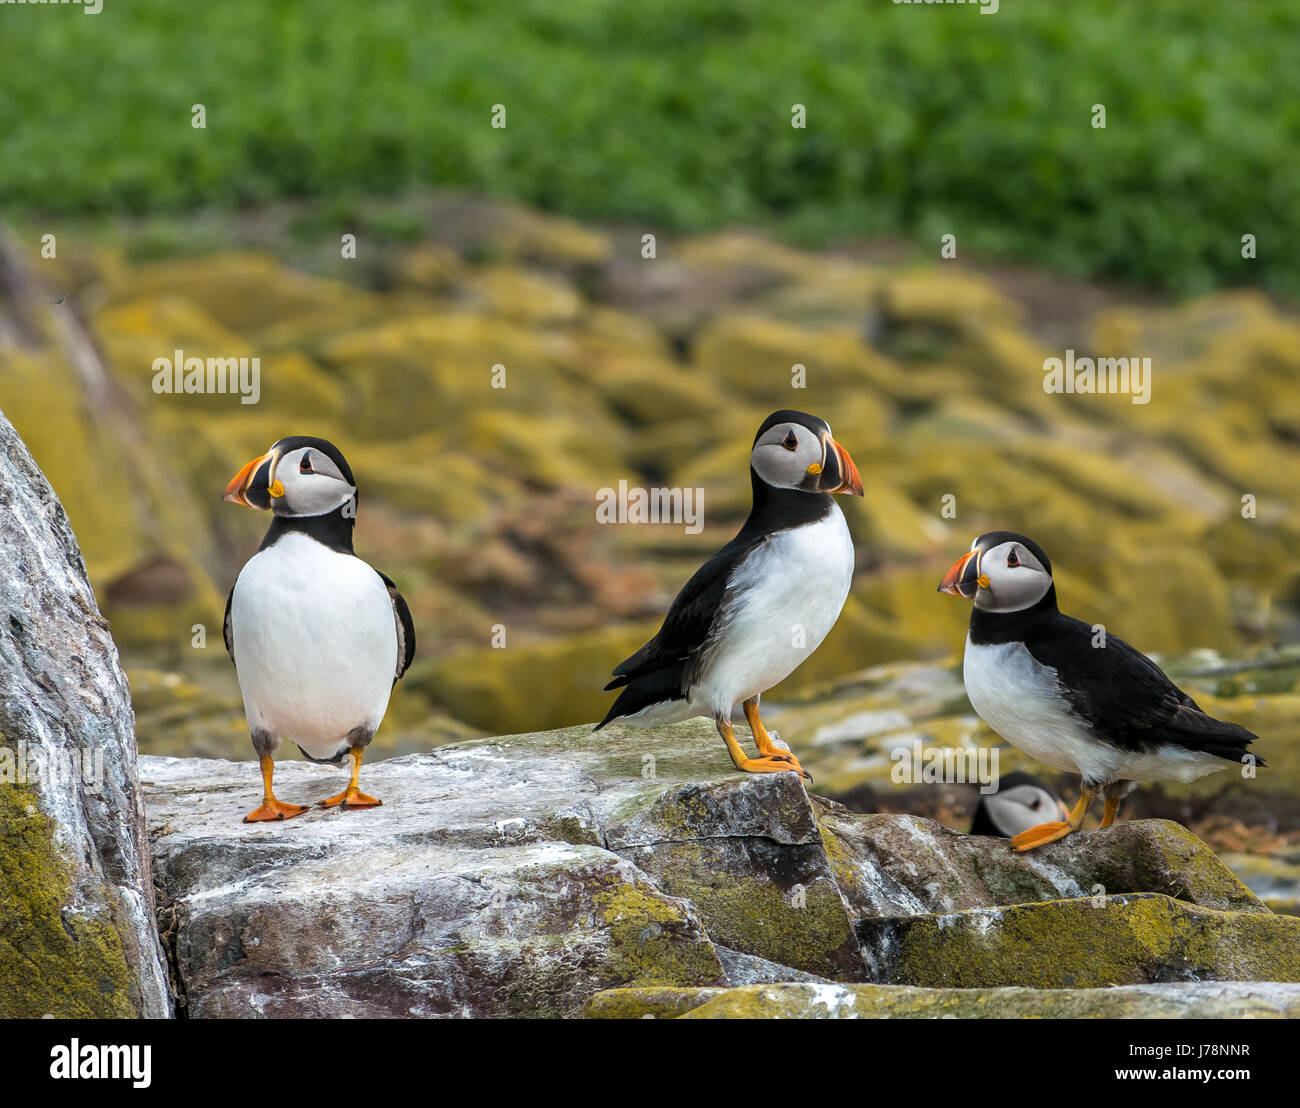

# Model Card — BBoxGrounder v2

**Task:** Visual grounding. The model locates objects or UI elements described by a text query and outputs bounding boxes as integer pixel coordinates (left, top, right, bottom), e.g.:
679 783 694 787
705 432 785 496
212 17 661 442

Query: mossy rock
675 231 832 287
415 623 656 734
114 250 382 336
2 347 226 617
615 839 863 979
881 269 1023 333
585 981 1300 1019
1 348 144 577
693 313 904 404
461 265 583 325
0 786 136 1018
427 198 611 271
590 876 727 991
767 591 935 702
603 774 864 978
315 312 623 452
1169 691 1300 799
819 813 1265 920
344 431 520 524
578 305 675 361
584 354 726 429
390 244 466 294
859 892 1300 989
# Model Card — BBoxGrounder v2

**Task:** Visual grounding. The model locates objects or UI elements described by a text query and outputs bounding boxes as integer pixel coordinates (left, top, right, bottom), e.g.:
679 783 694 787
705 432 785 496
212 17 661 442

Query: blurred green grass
3 0 1298 294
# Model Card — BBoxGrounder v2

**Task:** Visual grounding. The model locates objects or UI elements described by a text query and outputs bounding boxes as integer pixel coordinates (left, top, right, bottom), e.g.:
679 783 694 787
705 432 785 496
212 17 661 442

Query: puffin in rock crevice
596 410 863 779
222 436 415 823
968 771 1068 838
939 531 1264 851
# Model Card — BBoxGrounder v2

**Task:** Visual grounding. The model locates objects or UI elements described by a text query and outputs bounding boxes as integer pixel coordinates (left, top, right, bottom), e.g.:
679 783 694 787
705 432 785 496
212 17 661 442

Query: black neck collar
968 584 1060 644
739 466 835 540
259 506 356 554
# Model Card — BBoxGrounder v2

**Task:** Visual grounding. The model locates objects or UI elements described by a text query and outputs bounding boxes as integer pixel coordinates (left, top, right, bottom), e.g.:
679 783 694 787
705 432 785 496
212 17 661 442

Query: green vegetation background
4 0 1298 294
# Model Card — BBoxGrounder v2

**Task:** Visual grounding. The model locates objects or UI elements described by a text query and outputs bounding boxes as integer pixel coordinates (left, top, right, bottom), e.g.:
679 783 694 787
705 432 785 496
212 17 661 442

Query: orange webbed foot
1009 820 1074 852
318 787 382 810
759 749 812 781
743 703 812 781
243 798 310 823
735 754 809 776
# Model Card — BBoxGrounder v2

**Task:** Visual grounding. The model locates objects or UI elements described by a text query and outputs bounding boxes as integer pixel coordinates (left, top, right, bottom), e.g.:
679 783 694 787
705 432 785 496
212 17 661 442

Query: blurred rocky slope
2 197 1298 775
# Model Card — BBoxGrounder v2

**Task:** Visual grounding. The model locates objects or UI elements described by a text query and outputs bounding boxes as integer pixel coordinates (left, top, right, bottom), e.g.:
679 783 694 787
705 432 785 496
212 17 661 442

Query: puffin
596 410 863 779
968 771 1069 838
939 531 1264 851
221 436 414 823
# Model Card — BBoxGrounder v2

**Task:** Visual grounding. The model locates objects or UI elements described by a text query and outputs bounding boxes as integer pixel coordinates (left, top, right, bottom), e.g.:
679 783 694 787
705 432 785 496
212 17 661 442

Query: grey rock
818 807 1267 917
715 948 832 987
142 721 846 1017
858 892 1300 989
0 408 170 1017
143 717 1292 1017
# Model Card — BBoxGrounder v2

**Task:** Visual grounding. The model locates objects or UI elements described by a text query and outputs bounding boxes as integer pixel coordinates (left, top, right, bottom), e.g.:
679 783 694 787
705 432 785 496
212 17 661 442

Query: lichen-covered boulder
141 720 854 1017
819 809 1267 917
173 839 724 1019
604 776 863 979
585 980 1300 1020
143 715 1295 1018
859 893 1300 989
0 409 170 1017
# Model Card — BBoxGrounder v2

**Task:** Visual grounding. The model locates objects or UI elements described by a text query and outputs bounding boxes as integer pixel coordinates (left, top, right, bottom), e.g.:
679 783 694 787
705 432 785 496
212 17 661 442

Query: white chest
231 533 398 755
696 507 855 712
962 636 1109 778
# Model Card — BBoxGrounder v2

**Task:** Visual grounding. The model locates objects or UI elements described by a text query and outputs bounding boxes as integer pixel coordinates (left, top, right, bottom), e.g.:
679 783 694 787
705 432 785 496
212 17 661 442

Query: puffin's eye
299 454 314 474
781 431 799 451
1007 549 1020 568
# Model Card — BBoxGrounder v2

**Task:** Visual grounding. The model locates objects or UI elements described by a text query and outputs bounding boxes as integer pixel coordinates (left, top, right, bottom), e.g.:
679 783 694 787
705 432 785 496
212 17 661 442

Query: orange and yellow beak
816 436 864 496
938 549 987 599
222 451 282 510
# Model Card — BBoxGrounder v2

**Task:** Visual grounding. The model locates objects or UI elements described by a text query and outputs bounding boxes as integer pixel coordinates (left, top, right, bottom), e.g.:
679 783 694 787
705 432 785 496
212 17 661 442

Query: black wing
377 570 416 683
1025 615 1264 764
223 586 236 666
595 531 766 728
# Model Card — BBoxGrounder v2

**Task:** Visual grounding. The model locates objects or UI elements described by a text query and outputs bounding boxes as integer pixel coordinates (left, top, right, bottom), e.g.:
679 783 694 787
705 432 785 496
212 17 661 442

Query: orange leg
717 717 806 778
244 754 310 823
1098 795 1121 829
1009 786 1096 852
743 698 810 780
318 746 382 810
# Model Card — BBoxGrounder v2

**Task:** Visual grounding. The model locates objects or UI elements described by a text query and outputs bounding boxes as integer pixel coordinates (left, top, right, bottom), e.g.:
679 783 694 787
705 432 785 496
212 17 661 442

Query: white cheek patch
751 428 822 490
972 542 1052 613
280 472 356 517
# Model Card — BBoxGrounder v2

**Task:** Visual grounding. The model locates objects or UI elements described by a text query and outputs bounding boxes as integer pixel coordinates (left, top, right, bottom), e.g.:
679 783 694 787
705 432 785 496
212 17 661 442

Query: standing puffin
221 436 414 823
939 531 1264 851
596 410 863 778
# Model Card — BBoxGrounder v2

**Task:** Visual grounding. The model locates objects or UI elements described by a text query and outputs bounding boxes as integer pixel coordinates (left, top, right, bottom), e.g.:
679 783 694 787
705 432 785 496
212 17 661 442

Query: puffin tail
594 667 685 731
1179 715 1267 768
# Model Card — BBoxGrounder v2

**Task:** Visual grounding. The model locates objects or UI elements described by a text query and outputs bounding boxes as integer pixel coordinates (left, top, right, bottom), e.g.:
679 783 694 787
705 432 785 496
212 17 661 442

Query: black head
938 530 1056 613
749 410 863 497
222 435 357 518
970 771 1069 837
